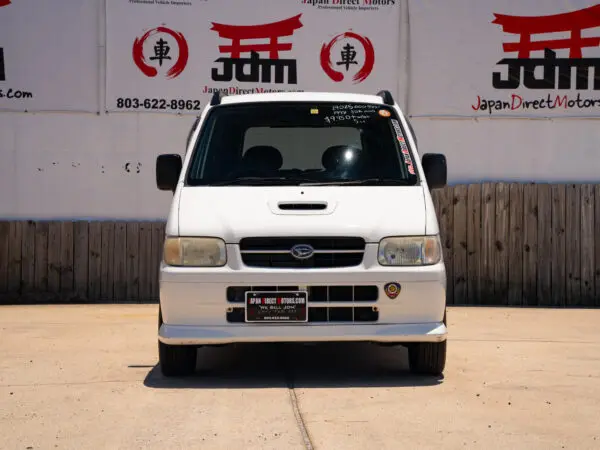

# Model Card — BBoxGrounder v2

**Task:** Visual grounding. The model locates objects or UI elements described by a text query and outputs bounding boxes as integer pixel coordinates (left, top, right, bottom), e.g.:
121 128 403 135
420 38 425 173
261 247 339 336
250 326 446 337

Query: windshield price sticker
245 291 308 323
391 119 416 175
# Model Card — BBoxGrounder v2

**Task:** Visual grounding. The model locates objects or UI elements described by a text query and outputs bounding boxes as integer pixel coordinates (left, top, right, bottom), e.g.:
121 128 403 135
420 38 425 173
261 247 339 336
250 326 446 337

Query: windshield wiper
300 178 416 186
207 177 315 186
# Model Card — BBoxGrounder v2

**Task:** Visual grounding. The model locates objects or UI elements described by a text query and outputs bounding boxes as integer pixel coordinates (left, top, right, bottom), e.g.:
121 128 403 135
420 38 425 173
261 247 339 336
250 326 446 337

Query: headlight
378 236 442 266
163 237 226 267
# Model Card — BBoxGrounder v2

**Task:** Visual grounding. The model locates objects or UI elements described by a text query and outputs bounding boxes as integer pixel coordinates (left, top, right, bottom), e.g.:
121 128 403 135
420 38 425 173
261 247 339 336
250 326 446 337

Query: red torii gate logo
492 4 600 90
210 14 303 84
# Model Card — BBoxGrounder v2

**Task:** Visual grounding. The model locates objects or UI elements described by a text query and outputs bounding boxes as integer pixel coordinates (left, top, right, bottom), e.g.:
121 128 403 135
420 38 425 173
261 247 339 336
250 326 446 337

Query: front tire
408 340 446 376
158 305 196 376
408 309 447 376
158 341 197 377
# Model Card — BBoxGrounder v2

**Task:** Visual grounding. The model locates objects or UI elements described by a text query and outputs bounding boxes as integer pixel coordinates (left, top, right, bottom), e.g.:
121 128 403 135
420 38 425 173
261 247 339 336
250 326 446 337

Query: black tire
157 306 196 377
408 340 446 376
408 309 447 376
159 341 197 377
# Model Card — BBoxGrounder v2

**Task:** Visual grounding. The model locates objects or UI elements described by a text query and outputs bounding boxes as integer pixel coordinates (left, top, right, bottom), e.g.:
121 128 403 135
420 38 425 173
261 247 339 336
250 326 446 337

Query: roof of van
218 91 389 106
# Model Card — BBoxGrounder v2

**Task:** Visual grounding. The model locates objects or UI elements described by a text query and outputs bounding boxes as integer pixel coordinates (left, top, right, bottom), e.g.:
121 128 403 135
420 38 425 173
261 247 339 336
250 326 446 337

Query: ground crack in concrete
283 356 315 450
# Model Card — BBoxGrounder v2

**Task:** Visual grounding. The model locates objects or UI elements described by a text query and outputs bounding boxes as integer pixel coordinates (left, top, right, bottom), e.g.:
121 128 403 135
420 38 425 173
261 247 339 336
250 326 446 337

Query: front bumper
158 244 447 346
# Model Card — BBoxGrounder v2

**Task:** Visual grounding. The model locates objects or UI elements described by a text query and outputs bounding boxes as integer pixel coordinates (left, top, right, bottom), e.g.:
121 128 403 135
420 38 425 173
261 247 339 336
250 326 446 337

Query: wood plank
73 222 89 301
565 184 581 307
508 184 524 306
522 184 538 306
595 185 600 307
113 222 127 302
100 222 115 302
536 184 552 306
88 222 103 302
494 183 509 305
580 184 594 306
126 223 140 302
480 183 496 305
466 184 481 305
21 221 36 296
0 221 9 292
34 221 49 293
452 185 468 305
60 222 74 299
138 222 153 301
438 187 454 305
150 222 165 302
7 221 23 296
47 222 62 294
551 185 566 307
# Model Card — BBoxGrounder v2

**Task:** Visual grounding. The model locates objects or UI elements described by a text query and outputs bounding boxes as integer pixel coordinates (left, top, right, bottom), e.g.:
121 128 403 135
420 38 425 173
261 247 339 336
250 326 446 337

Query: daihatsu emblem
290 244 314 260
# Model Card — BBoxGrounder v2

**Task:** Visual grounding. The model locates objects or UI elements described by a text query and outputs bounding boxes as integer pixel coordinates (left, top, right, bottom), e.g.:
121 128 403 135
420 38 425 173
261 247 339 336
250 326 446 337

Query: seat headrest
322 145 364 171
242 146 283 171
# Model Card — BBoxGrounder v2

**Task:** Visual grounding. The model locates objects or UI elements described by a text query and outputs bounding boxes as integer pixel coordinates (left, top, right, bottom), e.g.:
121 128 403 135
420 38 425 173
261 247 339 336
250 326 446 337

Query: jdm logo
210 14 303 85
320 31 375 84
132 26 189 79
0 48 5 81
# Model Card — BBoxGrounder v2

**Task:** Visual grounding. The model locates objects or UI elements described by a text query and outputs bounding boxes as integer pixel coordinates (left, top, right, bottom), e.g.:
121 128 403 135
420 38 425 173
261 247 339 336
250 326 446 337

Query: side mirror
421 153 447 189
156 154 182 192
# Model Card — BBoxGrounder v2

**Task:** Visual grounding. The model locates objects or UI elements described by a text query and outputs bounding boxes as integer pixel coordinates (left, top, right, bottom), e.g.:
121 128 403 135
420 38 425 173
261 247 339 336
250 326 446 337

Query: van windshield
186 102 419 186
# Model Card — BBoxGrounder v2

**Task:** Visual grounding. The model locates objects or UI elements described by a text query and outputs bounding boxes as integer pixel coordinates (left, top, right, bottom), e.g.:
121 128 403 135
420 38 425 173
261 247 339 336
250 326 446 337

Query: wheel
159 341 197 377
408 340 446 376
157 306 197 377
408 309 447 376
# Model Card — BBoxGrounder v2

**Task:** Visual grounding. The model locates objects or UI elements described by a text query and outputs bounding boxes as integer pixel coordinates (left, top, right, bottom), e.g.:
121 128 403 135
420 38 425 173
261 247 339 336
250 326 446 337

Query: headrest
322 145 364 171
242 146 283 171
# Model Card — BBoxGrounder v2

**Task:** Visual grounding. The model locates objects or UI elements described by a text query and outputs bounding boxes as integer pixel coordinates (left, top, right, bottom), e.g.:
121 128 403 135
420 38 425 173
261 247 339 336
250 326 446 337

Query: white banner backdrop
0 0 99 112
408 0 600 117
105 0 402 114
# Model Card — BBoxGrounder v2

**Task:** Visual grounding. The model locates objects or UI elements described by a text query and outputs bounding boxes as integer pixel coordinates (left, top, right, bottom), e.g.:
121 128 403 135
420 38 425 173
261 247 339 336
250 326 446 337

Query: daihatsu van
155 90 448 377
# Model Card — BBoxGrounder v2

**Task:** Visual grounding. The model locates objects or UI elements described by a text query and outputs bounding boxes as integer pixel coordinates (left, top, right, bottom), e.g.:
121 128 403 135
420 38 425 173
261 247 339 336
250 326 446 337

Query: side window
186 115 201 153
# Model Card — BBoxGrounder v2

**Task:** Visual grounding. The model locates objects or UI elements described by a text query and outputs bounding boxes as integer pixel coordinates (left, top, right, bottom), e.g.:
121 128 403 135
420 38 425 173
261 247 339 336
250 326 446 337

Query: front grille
239 237 365 268
226 286 380 323
227 285 378 303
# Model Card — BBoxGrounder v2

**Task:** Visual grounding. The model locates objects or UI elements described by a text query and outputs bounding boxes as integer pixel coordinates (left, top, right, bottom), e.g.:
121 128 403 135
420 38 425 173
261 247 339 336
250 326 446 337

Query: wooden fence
0 183 599 307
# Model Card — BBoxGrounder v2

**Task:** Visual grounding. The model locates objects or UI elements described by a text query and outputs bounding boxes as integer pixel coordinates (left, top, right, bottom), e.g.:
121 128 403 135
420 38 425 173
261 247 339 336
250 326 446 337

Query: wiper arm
300 178 415 186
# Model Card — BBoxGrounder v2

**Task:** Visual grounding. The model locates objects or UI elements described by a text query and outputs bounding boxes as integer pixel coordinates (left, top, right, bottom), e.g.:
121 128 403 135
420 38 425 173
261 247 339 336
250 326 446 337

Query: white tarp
0 0 99 112
408 0 600 118
105 0 402 114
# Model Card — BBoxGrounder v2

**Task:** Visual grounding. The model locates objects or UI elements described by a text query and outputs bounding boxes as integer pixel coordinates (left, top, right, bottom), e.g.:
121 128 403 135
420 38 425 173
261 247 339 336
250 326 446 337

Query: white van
155 90 448 377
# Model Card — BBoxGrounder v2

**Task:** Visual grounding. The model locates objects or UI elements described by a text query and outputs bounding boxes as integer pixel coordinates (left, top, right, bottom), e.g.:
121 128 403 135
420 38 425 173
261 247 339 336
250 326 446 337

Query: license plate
245 291 308 323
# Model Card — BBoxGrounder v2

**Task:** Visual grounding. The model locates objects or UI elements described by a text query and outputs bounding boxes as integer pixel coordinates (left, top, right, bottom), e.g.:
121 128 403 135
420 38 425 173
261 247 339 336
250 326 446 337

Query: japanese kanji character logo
132 26 189 79
320 31 375 84
210 14 303 85
492 4 600 91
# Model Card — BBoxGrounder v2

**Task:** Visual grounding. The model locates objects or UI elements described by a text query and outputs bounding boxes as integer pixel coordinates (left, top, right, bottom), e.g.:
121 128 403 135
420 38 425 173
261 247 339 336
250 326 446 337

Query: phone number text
116 97 201 111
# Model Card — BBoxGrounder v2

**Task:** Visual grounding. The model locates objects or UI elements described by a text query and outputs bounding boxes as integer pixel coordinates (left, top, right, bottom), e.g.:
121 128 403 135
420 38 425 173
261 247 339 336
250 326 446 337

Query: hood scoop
268 200 337 215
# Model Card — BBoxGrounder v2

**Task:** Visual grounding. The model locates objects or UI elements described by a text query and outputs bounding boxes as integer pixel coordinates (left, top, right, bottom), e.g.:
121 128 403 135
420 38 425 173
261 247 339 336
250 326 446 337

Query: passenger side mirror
421 153 447 189
156 154 182 192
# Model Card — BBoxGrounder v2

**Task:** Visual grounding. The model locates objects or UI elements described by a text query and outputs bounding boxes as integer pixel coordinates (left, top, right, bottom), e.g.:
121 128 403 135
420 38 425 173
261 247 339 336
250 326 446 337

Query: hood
175 186 428 243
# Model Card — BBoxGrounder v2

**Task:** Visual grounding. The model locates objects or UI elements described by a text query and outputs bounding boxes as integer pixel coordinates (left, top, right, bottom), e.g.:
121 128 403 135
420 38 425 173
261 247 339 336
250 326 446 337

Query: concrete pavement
1 305 599 449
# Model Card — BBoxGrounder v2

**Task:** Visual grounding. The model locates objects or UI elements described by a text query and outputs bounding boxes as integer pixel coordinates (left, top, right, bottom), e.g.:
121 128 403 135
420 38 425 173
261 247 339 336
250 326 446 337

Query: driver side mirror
156 154 182 192
421 153 447 189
